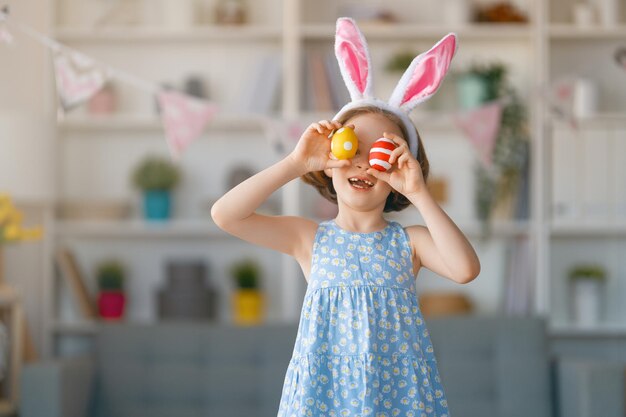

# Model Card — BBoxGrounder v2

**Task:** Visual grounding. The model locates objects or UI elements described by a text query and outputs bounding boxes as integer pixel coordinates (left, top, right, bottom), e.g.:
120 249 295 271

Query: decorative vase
457 73 488 110
98 291 126 320
143 190 171 221
232 289 264 325
570 278 603 326
572 77 598 118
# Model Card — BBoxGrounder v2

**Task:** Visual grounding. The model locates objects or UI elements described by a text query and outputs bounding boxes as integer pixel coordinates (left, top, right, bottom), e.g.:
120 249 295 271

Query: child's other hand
366 132 426 197
289 120 354 173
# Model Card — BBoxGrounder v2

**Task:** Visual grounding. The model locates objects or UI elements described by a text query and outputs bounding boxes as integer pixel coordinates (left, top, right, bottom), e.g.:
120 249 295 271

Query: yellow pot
232 289 265 325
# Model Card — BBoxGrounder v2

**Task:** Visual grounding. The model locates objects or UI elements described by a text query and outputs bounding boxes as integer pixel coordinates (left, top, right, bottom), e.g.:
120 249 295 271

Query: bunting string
1 5 568 168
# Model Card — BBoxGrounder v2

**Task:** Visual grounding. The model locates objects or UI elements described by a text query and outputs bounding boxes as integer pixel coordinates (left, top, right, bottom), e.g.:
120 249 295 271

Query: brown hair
300 105 430 212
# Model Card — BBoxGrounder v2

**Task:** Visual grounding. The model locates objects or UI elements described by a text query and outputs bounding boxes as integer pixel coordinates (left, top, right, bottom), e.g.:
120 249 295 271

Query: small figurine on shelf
96 259 126 321
230 258 264 325
473 1 529 23
215 0 248 25
131 155 181 221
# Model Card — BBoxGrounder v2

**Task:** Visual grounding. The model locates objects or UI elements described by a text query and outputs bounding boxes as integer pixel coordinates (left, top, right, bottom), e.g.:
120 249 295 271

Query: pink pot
98 291 126 320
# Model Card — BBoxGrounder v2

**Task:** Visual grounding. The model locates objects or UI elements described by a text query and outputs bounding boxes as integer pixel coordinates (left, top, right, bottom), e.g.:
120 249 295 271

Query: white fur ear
388 33 458 112
334 17 374 101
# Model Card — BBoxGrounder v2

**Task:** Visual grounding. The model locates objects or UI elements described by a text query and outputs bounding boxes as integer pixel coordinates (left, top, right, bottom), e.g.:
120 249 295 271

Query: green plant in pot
96 259 126 321
459 62 530 239
568 263 607 326
132 155 181 221
230 258 264 325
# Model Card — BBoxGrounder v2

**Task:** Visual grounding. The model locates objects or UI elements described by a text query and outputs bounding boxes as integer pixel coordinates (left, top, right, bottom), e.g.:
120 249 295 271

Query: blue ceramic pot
143 190 171 221
457 73 488 110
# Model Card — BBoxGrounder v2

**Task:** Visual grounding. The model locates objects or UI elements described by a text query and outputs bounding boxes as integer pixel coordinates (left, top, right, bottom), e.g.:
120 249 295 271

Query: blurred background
0 0 625 416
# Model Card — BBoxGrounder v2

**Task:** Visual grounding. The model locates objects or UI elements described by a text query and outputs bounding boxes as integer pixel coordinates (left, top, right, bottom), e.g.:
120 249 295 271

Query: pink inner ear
401 36 455 106
336 20 368 95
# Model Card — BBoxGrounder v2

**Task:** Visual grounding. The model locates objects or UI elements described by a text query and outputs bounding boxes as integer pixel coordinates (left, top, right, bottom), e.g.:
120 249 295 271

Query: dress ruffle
279 352 448 417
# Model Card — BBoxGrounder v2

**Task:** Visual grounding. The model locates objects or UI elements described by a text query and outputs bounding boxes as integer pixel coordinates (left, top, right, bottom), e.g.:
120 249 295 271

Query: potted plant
131 155 181 221
230 258 264 325
96 259 126 321
568 263 607 326
460 62 530 239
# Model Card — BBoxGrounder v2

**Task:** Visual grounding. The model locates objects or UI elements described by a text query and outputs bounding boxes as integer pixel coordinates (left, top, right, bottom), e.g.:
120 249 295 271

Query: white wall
0 0 53 357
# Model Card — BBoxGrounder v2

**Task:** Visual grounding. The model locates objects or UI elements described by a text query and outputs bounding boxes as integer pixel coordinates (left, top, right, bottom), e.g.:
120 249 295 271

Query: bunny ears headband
333 17 459 158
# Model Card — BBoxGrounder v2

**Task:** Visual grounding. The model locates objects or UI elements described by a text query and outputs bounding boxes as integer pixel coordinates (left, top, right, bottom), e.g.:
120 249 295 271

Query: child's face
324 112 405 210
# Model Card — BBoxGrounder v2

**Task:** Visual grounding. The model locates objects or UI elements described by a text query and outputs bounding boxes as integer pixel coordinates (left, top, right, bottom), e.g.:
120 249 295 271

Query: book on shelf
55 247 98 320
551 125 626 223
310 49 334 112
302 48 350 113
580 127 610 220
613 126 626 219
324 49 350 112
502 236 533 316
551 125 581 221
236 51 282 115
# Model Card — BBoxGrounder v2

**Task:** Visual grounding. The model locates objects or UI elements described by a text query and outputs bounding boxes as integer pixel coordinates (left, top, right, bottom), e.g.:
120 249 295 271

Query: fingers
397 153 410 169
384 132 412 165
366 167 391 183
383 132 408 148
388 142 409 164
311 120 342 135
326 158 351 169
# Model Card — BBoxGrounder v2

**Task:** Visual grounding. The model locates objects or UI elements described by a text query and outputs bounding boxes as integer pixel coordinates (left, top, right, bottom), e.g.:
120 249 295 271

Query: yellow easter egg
330 127 358 160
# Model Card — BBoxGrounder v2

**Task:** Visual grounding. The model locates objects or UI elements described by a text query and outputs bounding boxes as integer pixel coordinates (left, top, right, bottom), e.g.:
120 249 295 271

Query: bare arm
407 190 481 284
364 131 480 284
210 119 352 259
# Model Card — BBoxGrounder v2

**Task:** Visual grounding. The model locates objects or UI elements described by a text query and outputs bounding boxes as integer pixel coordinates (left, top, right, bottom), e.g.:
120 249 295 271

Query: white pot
572 77 598 118
161 0 195 29
572 3 597 27
570 278 603 326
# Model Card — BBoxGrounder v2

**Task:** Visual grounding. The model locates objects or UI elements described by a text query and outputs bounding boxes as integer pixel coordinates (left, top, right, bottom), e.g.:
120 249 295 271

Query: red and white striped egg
368 137 397 171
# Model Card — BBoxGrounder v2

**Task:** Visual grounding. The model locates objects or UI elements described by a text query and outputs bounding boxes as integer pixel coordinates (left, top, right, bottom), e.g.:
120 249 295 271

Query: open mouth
348 177 374 189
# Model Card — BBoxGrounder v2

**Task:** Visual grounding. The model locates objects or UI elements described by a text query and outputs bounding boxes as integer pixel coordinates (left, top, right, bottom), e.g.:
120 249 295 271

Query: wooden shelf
54 219 234 239
549 113 626 128
550 221 626 237
301 23 534 40
55 25 283 42
549 24 626 40
58 112 279 133
51 318 287 336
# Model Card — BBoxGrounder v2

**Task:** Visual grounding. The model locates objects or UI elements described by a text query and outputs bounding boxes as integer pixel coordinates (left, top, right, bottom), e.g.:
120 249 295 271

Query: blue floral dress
277 219 450 417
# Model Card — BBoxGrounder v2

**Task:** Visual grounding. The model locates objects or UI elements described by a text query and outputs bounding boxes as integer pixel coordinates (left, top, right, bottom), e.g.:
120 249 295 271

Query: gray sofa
21 315 560 417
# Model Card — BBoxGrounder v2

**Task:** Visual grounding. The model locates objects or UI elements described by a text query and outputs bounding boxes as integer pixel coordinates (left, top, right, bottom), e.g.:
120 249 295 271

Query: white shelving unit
543 0 626 336
41 0 626 359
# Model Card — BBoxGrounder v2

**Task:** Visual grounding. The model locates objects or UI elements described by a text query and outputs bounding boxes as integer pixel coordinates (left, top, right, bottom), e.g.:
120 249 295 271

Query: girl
211 17 480 417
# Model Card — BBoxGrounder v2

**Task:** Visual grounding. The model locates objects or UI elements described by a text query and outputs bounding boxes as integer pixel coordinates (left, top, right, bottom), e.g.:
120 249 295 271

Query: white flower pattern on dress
277 220 450 417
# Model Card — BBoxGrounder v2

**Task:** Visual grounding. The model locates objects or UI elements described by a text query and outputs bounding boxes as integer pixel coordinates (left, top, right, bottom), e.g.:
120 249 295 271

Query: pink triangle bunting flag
453 100 503 169
157 90 219 158
53 47 109 112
